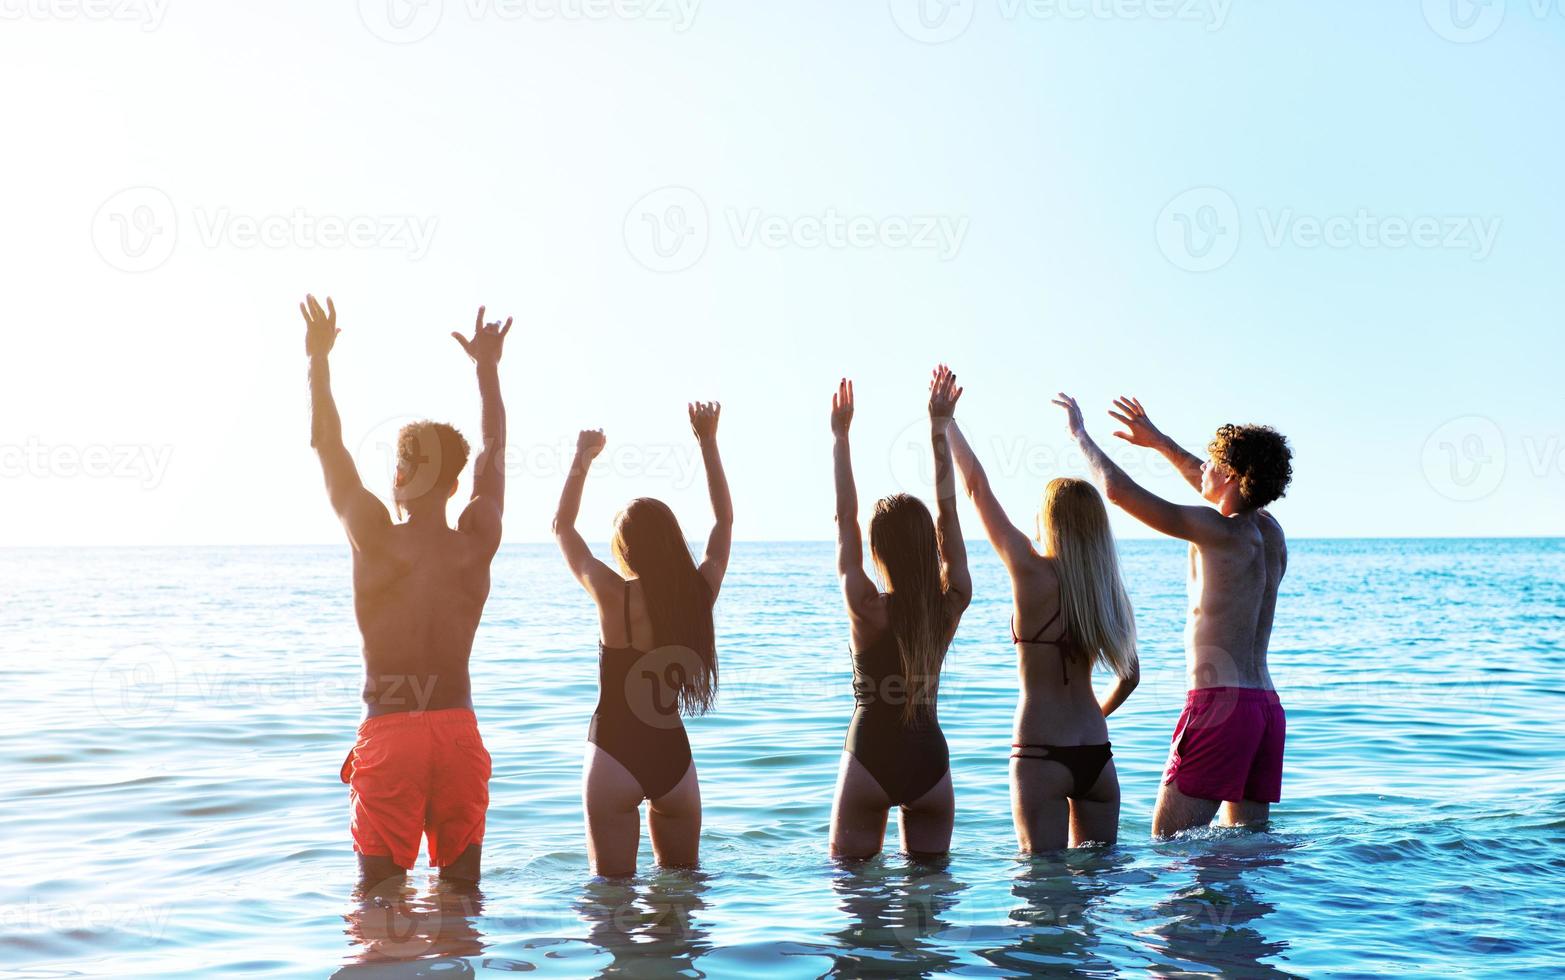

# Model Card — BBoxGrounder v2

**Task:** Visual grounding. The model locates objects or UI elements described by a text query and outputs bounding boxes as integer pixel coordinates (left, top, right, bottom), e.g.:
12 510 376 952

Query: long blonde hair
868 493 949 722
1040 478 1138 680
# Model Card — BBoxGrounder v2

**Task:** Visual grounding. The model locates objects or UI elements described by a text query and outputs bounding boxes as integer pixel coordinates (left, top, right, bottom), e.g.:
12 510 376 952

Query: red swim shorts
1163 687 1286 804
339 707 491 870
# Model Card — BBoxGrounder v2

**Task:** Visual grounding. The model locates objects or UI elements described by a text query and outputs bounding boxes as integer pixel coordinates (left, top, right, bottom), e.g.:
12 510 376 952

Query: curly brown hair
396 421 471 504
1208 424 1293 509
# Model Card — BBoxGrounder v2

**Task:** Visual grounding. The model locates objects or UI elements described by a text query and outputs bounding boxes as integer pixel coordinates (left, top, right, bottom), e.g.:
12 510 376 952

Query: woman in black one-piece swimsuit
554 402 732 877
828 367 972 859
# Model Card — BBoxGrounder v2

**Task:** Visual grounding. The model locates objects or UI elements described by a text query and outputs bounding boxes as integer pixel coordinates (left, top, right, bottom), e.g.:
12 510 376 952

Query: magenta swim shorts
1163 686 1286 804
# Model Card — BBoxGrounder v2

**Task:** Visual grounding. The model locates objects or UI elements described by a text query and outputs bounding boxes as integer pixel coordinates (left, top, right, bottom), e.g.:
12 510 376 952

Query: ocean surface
2 539 1562 978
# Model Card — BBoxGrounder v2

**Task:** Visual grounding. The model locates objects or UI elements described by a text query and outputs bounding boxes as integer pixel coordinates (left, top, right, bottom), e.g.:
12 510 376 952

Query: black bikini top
600 582 645 656
1009 585 1081 684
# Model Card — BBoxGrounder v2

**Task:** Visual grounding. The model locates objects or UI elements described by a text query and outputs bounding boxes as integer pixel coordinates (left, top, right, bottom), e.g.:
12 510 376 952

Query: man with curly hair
1054 393 1293 837
302 294 512 887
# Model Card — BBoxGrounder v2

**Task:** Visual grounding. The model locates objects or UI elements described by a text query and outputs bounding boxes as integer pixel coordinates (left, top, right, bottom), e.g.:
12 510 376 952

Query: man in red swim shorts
1057 394 1293 836
304 295 512 884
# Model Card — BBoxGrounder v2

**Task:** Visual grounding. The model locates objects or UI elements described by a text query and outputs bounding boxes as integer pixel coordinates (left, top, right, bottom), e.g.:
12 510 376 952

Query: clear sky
1 1 1560 546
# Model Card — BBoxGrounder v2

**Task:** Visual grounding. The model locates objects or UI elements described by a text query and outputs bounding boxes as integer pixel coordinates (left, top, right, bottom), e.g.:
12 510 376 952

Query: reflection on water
333 877 487 977
1140 834 1300 978
975 849 1132 977
575 869 713 976
822 856 967 977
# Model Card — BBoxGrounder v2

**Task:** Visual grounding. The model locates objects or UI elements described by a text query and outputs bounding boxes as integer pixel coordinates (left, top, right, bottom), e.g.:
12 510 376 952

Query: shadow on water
332 876 488 978
973 848 1133 977
819 854 968 978
574 868 714 976
1139 832 1302 978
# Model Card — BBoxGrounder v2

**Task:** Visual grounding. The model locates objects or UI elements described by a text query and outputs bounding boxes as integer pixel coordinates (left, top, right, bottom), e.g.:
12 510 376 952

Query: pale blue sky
1 1 1559 545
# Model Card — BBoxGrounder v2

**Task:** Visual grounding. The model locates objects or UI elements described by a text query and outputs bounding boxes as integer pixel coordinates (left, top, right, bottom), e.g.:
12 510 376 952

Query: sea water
2 539 1562 977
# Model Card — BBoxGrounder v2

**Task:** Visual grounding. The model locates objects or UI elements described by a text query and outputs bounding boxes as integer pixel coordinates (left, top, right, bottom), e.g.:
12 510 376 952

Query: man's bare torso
1185 510 1287 690
353 523 491 716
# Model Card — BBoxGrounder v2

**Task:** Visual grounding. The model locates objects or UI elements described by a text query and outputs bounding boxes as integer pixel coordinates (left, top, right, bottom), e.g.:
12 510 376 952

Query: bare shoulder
1256 509 1288 566
1256 509 1286 547
1029 551 1061 591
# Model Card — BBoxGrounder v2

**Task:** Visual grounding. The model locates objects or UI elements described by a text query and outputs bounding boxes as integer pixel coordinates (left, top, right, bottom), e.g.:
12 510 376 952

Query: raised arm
929 366 971 618
1108 396 1203 493
948 421 1033 570
831 380 878 616
552 429 623 598
302 294 390 551
1055 393 1228 545
688 401 732 599
453 307 511 556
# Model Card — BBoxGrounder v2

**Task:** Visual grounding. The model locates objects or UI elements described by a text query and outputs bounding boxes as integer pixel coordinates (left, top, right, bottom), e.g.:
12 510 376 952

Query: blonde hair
868 494 949 723
1040 478 1138 680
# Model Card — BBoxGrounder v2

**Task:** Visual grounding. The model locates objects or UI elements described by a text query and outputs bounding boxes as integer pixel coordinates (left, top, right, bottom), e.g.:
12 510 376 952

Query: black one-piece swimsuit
587 585 694 801
844 629 950 807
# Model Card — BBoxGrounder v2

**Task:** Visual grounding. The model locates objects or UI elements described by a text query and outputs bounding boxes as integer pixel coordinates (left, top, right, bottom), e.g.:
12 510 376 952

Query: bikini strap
621 581 633 645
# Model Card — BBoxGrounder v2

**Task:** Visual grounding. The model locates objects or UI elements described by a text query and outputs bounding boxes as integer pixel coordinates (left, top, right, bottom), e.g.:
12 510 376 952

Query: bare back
1186 509 1287 690
354 523 493 716
1009 555 1111 744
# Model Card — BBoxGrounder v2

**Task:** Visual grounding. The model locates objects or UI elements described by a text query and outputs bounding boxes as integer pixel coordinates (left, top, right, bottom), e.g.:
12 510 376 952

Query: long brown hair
868 493 950 722
611 497 717 715
1040 478 1138 679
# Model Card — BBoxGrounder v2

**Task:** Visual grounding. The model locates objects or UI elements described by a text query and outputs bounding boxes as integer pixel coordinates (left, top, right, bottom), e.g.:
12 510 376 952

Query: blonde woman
948 416 1139 851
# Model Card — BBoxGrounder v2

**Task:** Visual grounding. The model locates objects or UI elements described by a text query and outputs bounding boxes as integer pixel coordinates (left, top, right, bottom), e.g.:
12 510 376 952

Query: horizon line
3 535 1562 550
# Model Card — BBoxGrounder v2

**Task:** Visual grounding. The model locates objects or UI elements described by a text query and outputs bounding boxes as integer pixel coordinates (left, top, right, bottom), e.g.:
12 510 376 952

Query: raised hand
929 364 962 422
300 294 338 357
452 305 513 368
1052 392 1087 438
831 379 855 436
577 428 606 460
1108 396 1164 448
688 401 721 443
